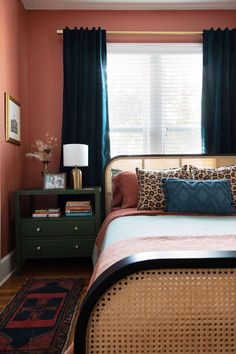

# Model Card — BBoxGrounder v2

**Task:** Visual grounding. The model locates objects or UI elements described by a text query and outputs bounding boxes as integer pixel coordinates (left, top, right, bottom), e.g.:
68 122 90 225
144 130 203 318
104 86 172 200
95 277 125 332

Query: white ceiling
21 0 236 10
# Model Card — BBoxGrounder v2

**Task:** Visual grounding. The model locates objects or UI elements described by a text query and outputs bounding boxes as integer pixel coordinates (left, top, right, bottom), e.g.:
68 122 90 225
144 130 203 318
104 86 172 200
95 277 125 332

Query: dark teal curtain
61 27 110 187
202 28 236 153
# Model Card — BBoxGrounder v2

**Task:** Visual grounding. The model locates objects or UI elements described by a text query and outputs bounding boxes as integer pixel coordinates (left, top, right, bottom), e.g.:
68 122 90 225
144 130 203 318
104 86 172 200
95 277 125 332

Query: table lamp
63 144 88 189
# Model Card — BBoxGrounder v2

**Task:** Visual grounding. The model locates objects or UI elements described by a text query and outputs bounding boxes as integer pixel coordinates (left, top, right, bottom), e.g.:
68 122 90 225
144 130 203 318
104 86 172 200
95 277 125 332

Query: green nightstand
15 188 101 272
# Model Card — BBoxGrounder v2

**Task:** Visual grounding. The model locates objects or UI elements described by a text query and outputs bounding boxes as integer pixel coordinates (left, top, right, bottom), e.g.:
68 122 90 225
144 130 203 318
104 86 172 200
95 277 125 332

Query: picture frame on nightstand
44 173 66 189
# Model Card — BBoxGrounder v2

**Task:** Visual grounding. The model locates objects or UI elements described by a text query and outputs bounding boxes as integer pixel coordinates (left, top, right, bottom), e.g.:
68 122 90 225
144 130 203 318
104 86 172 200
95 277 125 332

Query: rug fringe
62 278 84 354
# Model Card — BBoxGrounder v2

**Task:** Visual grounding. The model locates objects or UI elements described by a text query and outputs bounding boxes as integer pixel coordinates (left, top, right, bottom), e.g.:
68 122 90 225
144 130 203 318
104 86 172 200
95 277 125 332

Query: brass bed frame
74 154 236 354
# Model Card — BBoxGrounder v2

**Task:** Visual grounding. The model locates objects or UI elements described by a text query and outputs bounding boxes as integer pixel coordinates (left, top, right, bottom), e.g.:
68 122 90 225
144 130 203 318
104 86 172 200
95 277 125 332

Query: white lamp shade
63 144 88 167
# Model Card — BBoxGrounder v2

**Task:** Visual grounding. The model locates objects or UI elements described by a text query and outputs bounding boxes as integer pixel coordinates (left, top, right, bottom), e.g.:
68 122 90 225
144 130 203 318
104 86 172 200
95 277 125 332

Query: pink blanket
90 234 236 287
90 209 236 288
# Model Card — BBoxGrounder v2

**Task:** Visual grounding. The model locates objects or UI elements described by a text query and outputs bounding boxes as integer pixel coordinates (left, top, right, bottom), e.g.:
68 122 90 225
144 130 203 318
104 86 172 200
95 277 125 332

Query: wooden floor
0 257 93 350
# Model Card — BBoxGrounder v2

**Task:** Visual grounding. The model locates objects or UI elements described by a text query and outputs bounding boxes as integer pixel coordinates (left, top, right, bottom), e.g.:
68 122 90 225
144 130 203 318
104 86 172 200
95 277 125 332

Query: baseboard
0 250 16 287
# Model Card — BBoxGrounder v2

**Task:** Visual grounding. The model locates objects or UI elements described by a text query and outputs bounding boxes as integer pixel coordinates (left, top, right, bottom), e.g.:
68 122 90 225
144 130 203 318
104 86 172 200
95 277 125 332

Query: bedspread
90 209 236 288
95 209 236 256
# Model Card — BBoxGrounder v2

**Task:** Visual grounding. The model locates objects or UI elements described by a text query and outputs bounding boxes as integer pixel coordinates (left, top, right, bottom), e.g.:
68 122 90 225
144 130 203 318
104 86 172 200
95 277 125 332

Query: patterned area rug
0 278 83 353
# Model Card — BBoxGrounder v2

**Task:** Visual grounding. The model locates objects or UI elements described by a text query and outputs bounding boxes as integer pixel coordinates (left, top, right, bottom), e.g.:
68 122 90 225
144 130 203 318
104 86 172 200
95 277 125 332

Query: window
107 43 203 157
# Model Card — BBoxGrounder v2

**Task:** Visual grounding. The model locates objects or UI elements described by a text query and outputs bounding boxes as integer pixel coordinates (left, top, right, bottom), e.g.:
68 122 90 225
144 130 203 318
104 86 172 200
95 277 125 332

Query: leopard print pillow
189 165 236 207
136 166 189 210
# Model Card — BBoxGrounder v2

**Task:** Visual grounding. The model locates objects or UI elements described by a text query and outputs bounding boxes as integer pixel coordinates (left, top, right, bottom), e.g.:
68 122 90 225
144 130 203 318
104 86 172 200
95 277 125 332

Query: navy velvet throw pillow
162 178 235 214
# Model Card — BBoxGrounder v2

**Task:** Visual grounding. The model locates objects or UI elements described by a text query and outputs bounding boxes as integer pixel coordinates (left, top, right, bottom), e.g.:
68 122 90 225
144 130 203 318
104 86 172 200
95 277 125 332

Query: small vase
41 161 49 176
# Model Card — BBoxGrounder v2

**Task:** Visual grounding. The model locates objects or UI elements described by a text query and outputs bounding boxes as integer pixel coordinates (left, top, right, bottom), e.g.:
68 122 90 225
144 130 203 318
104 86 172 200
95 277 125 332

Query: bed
73 154 236 354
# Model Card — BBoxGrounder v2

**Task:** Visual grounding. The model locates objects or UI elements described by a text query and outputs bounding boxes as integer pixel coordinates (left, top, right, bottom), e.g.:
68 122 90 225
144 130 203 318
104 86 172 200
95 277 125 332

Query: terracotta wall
0 0 28 258
1 7 236 258
26 9 236 189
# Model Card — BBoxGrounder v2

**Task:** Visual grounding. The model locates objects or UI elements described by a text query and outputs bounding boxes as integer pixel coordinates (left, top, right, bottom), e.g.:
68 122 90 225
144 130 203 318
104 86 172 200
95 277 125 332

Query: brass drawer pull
36 246 41 251
36 227 41 232
74 226 79 231
75 244 79 249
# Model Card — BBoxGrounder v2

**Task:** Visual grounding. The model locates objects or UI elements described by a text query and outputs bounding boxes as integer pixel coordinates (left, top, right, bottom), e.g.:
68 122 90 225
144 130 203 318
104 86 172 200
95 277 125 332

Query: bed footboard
74 251 236 354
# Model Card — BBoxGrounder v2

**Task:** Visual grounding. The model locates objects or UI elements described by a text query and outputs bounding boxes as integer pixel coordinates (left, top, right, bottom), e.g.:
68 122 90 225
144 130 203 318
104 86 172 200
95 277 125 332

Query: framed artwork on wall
5 93 21 145
44 173 66 189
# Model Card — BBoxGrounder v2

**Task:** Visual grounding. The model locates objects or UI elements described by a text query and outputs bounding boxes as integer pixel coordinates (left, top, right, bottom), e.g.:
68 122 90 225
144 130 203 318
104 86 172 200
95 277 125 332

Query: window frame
107 43 203 157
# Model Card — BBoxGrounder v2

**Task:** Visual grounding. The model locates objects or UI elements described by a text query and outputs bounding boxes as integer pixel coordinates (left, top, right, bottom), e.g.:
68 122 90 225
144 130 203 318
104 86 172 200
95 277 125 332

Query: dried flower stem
26 133 57 164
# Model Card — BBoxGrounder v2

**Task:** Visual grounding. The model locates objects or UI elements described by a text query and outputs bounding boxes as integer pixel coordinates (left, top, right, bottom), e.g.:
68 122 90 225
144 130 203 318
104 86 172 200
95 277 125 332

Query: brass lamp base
71 167 82 189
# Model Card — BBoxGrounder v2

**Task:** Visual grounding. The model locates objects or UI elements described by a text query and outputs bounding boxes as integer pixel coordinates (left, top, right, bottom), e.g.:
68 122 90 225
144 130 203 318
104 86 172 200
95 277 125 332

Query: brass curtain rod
57 29 202 35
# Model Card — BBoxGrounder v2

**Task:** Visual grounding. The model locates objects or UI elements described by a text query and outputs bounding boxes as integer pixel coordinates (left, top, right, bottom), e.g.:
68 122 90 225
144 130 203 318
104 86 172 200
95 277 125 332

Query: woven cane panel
86 268 236 353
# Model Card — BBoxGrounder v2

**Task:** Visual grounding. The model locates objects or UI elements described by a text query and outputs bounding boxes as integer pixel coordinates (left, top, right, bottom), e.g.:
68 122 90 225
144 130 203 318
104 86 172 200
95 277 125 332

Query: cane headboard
104 154 236 215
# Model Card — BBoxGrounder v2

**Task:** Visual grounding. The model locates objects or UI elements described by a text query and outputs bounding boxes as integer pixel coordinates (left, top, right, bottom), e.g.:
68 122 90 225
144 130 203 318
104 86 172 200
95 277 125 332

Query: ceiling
21 0 236 10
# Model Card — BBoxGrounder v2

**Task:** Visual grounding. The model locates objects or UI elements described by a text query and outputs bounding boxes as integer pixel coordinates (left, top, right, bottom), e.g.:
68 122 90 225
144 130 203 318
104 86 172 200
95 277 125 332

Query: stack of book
32 209 47 218
47 208 61 218
65 201 92 217
32 208 61 218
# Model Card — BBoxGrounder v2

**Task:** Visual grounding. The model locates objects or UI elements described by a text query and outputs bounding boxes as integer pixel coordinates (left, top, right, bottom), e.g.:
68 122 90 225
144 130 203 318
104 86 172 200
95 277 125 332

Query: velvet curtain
201 28 236 153
61 27 110 187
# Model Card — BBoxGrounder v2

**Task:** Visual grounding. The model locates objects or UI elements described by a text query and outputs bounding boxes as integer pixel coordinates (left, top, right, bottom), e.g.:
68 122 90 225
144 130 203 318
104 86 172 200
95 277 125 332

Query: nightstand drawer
21 219 95 237
21 238 94 257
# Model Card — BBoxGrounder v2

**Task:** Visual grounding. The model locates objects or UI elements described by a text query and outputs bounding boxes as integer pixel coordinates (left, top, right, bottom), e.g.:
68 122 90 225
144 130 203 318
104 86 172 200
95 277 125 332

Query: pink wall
0 0 28 257
26 9 236 189
1 7 236 258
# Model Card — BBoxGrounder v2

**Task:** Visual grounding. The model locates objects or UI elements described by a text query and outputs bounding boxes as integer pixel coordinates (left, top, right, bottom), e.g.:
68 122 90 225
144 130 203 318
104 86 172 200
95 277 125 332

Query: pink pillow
112 171 138 209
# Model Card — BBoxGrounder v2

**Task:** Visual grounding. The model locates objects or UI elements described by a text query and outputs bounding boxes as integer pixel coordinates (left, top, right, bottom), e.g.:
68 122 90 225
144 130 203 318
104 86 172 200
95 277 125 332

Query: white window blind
107 43 203 157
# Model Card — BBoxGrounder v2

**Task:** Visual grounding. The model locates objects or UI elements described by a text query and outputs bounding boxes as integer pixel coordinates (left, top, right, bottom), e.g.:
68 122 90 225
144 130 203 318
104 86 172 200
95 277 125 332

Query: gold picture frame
5 93 21 144
44 173 66 189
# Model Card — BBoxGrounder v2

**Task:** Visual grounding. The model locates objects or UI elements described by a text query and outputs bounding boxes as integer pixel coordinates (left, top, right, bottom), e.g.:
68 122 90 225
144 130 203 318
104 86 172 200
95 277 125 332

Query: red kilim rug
0 278 83 353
